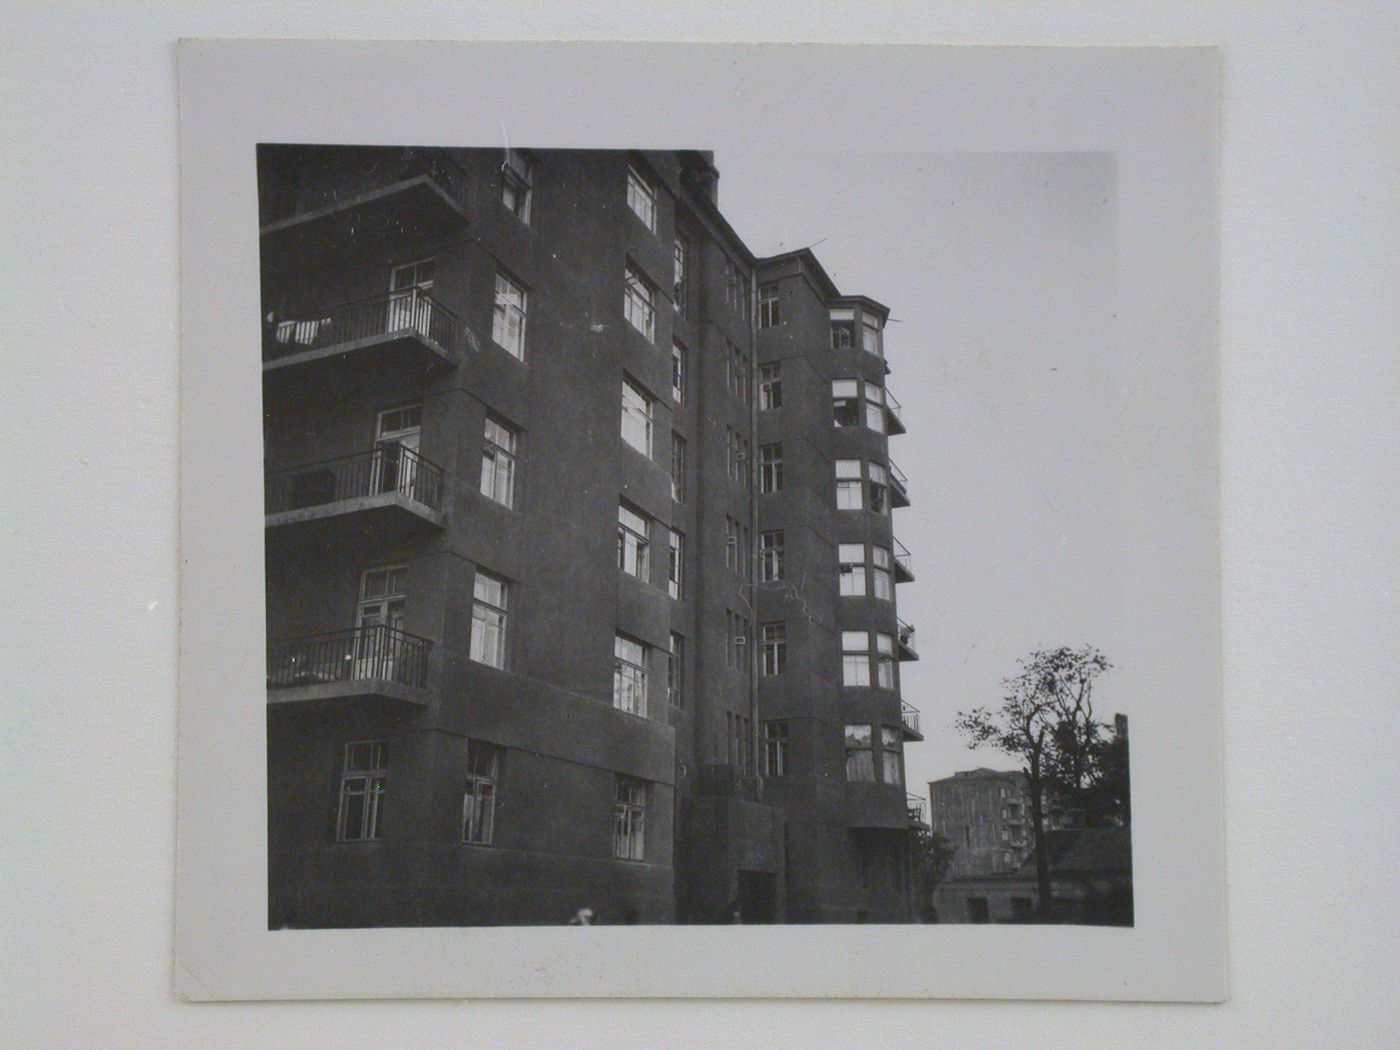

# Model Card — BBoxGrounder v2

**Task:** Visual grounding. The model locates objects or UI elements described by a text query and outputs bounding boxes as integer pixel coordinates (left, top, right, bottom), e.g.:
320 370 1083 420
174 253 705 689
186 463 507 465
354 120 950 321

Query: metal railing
900 701 921 737
884 388 904 429
892 536 913 577
260 147 472 225
888 458 910 500
265 445 445 516
906 793 928 826
897 618 918 655
263 287 473 361
267 625 432 690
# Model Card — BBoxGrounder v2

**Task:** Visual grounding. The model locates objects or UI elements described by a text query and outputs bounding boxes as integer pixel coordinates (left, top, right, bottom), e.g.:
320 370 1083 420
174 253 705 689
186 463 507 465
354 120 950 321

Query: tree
955 646 1112 921
910 825 956 922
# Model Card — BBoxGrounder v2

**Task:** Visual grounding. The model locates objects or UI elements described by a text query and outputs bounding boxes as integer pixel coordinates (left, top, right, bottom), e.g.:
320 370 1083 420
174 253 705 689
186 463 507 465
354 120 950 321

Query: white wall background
3 2 1396 1047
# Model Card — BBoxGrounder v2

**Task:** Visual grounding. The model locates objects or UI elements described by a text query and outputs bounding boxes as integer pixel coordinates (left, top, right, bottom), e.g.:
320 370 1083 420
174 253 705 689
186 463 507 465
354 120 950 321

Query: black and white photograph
258 144 1133 930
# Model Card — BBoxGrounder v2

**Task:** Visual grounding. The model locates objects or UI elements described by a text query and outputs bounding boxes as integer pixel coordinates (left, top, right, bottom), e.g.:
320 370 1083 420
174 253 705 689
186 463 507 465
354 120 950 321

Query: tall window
758 282 781 328
620 377 654 457
879 726 903 785
725 516 739 573
844 724 876 782
480 415 517 507
624 263 656 341
667 529 685 599
864 383 887 433
724 257 747 317
832 379 861 427
462 740 501 845
725 610 750 670
872 545 894 600
613 775 648 859
831 308 856 348
613 635 648 715
501 148 532 222
862 313 884 358
727 341 750 403
876 632 897 689
759 443 783 493
673 237 689 315
761 623 787 676
626 166 657 231
868 462 890 515
835 459 864 509
469 570 508 669
667 632 685 708
727 712 752 769
336 741 387 841
727 427 749 485
839 543 867 596
671 341 687 404
764 721 789 776
759 530 784 582
842 630 872 686
492 271 527 359
759 363 782 410
617 503 651 581
670 433 687 502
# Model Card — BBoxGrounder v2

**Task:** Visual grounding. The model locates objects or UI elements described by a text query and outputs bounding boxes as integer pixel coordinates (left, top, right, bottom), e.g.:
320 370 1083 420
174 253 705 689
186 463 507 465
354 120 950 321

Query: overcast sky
716 151 1130 798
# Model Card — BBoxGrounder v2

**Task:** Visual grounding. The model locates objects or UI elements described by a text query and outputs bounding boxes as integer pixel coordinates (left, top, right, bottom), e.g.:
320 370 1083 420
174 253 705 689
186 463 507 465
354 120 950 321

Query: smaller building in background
927 768 1036 877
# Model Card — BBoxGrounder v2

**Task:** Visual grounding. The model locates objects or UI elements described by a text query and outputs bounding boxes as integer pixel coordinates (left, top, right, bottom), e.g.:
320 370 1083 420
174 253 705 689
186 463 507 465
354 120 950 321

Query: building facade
259 146 922 927
928 768 1035 878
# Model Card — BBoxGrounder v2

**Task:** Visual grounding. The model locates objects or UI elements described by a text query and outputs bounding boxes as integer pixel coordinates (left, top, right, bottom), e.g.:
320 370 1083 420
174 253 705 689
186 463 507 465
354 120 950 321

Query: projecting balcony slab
266 626 434 708
267 677 431 708
265 446 448 540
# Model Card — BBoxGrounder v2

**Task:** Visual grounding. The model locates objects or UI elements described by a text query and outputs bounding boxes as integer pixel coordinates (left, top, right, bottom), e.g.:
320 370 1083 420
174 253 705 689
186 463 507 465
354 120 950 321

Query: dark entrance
736 870 777 924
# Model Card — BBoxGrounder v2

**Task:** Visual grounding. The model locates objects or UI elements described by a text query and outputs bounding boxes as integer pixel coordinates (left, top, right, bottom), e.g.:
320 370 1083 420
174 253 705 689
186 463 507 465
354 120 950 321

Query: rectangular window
876 632 896 689
479 415 518 507
336 740 387 841
871 545 894 600
501 148 532 223
613 635 648 716
617 502 651 581
758 363 783 410
864 383 887 433
673 237 689 315
832 379 861 427
844 724 876 782
835 459 864 510
838 543 867 597
725 610 750 670
461 740 501 845
759 530 784 582
724 257 747 317
880 726 903 785
727 341 751 403
764 721 789 776
667 632 685 708
868 462 890 515
469 570 509 669
623 263 657 341
726 427 750 485
758 282 781 328
761 622 787 676
670 432 687 502
830 308 856 349
862 314 884 358
759 443 783 493
613 775 648 860
492 271 527 359
842 630 871 687
626 165 657 231
671 341 687 404
620 377 654 457
667 529 684 600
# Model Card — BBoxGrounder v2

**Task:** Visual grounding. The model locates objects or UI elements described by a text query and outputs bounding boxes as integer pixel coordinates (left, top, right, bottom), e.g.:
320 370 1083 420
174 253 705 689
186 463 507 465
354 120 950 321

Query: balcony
888 459 910 508
906 793 929 828
259 147 472 248
884 388 907 435
267 625 433 707
265 445 447 535
892 537 915 583
900 701 923 741
262 289 475 390
896 618 919 661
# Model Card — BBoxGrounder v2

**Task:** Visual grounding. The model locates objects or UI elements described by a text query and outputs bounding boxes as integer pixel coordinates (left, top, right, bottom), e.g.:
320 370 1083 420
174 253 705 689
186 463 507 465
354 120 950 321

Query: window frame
759 443 783 494
671 340 687 404
667 631 685 708
461 740 501 845
500 148 533 223
835 459 864 510
841 630 872 687
620 376 655 458
626 166 658 232
758 362 783 410
763 720 789 777
613 775 648 860
757 282 781 328
612 634 649 716
469 569 509 669
479 414 518 508
838 542 868 597
617 502 652 582
623 262 657 342
667 528 685 600
761 622 787 676
844 723 876 783
673 236 689 315
759 530 784 582
670 432 687 502
491 270 528 359
336 740 388 842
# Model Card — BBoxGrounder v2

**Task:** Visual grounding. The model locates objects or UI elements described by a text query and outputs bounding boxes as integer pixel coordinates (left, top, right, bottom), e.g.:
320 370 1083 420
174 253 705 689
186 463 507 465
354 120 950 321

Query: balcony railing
264 287 473 363
896 618 919 660
266 446 444 516
884 388 907 434
268 625 432 690
892 536 914 581
900 701 921 738
906 793 928 826
260 148 472 227
888 459 910 507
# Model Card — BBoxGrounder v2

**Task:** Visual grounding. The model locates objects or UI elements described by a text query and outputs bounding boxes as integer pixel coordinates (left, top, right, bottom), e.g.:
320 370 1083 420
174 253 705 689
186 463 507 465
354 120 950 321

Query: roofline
756 247 890 317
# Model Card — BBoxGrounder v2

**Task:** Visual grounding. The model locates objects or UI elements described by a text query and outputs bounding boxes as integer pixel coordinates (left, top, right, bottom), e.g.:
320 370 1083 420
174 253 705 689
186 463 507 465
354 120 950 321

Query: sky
715 151 1131 799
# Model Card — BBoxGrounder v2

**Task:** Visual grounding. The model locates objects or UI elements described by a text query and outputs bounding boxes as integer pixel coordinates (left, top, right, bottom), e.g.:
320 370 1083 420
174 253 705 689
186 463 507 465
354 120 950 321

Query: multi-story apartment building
928 768 1038 877
258 146 922 927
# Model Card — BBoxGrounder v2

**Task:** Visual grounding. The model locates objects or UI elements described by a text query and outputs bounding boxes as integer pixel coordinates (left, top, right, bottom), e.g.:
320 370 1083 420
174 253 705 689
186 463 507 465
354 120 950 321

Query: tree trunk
1028 757 1053 922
